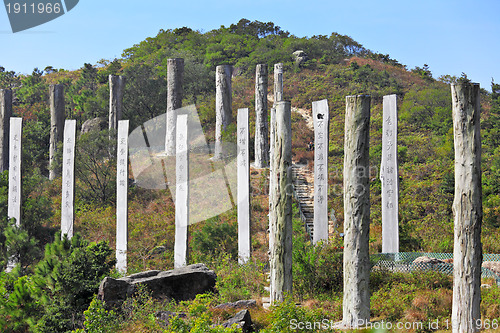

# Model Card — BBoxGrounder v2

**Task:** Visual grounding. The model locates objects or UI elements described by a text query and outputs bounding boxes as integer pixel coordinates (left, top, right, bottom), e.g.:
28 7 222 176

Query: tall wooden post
343 95 371 327
109 75 125 131
49 84 65 180
273 63 284 105
116 120 129 273
312 99 329 243
269 101 292 304
237 108 251 264
214 65 232 160
8 117 22 227
451 82 482 333
254 64 269 168
0 89 12 172
165 58 184 156
381 94 399 253
61 120 76 239
174 114 189 268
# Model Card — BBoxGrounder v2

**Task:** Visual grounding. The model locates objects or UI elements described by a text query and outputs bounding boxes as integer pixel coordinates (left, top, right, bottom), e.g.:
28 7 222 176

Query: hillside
1 18 500 332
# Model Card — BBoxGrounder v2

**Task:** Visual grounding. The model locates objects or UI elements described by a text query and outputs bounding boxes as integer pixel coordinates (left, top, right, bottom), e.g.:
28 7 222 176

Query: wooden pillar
451 82 482 333
214 65 232 160
49 84 65 180
0 89 12 172
238 108 251 263
109 75 125 131
8 117 22 227
273 63 284 105
312 99 329 243
343 95 371 327
116 120 129 273
254 64 269 168
269 101 292 304
165 58 184 156
381 94 399 253
174 114 189 268
61 120 76 239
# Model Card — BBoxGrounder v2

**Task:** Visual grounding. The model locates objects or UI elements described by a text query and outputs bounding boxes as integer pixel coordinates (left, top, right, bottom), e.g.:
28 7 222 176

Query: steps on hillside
292 164 315 240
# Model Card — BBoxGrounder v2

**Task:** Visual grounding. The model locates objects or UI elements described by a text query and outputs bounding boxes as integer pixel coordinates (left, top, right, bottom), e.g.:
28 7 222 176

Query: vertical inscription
8 117 22 227
61 119 76 239
380 94 399 253
116 120 129 273
174 114 189 268
312 99 329 243
237 108 250 263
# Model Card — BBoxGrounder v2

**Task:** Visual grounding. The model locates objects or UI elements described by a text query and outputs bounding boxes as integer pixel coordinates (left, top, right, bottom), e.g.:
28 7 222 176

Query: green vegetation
0 18 499 331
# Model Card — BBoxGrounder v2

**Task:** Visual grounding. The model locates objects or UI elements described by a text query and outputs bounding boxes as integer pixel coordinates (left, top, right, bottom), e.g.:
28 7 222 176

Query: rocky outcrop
98 263 216 308
293 50 309 67
221 310 254 332
214 299 257 310
155 311 187 327
413 256 447 265
81 117 105 135
482 261 500 277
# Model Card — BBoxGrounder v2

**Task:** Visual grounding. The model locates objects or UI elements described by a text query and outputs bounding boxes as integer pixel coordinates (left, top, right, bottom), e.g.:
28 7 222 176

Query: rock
98 263 216 308
214 299 257 310
482 261 500 276
412 256 446 265
155 310 187 327
292 50 309 67
81 117 105 135
221 309 254 332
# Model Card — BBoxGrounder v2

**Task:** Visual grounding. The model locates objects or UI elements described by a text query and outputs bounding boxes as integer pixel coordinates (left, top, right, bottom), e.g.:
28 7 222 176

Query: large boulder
81 117 105 135
98 263 216 308
214 299 257 310
221 310 254 332
413 256 446 265
482 261 500 277
293 50 309 67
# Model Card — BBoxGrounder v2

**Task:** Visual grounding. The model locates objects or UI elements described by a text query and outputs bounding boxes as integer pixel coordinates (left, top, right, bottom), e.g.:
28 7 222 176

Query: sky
0 0 499 91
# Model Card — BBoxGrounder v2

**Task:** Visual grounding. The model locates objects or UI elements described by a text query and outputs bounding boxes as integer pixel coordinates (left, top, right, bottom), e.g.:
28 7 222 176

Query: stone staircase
291 163 315 240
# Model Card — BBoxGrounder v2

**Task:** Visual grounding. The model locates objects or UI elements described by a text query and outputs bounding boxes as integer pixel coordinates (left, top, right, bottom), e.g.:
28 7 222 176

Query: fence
371 252 500 285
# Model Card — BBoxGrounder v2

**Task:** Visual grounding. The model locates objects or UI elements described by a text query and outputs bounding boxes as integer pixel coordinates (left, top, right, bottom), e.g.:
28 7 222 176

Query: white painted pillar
312 99 329 243
116 120 129 273
8 117 22 227
174 114 189 268
237 108 251 264
381 94 399 253
61 119 76 239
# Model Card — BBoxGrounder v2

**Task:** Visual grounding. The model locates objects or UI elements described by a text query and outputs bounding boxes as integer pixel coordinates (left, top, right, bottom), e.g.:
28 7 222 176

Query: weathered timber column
8 117 22 227
0 89 12 172
380 94 399 253
165 58 184 156
109 75 125 131
269 101 292 304
214 65 233 160
49 84 65 180
273 63 284 105
174 114 189 268
254 64 269 168
451 82 482 333
116 120 130 273
312 99 329 243
61 119 76 239
237 108 251 264
268 107 277 257
343 95 371 327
